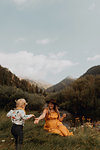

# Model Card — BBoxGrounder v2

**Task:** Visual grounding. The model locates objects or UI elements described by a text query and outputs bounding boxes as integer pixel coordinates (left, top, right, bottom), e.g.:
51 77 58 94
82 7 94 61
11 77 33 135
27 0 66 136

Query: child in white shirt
7 98 35 150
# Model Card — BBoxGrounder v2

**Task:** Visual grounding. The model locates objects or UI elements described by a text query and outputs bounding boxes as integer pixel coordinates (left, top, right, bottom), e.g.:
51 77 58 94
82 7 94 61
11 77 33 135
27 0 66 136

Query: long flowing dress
44 111 73 136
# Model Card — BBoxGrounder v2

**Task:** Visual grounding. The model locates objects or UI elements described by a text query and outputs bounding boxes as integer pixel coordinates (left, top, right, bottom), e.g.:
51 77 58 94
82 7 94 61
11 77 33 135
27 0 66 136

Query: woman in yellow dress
34 100 73 136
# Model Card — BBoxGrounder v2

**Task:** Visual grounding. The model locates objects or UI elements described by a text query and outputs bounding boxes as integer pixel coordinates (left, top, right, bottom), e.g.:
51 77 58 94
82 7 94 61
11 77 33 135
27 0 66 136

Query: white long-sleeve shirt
7 109 33 126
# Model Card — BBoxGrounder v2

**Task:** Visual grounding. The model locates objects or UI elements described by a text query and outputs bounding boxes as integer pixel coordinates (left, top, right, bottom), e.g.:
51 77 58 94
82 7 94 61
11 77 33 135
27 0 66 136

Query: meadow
0 111 100 150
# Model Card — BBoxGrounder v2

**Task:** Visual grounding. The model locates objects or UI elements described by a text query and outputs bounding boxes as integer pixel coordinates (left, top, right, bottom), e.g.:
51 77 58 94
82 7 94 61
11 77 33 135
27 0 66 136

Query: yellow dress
44 111 73 136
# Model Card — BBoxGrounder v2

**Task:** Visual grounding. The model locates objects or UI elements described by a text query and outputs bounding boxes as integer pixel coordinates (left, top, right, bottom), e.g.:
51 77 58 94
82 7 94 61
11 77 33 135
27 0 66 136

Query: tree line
0 85 45 111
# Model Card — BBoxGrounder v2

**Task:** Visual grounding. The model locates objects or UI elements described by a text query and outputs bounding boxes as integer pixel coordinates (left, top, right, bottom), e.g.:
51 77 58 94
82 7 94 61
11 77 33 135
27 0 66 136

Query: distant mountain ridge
46 77 75 93
82 65 100 77
1 64 99 94
25 79 52 89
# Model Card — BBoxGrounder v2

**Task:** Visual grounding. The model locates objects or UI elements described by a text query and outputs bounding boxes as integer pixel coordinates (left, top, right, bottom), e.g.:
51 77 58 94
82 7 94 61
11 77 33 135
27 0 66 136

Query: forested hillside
82 65 100 77
46 75 100 121
0 65 45 111
0 65 45 94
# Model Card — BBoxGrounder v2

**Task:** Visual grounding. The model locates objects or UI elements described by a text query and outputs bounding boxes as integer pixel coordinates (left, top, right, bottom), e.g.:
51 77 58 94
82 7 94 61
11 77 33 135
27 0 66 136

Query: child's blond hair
15 98 28 107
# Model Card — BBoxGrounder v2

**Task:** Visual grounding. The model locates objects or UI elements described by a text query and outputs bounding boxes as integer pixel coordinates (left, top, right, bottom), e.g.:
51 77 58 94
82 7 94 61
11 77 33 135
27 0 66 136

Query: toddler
7 98 35 150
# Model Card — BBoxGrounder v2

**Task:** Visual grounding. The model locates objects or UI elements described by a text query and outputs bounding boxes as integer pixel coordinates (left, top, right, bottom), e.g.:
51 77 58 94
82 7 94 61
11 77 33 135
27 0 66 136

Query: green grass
0 111 100 150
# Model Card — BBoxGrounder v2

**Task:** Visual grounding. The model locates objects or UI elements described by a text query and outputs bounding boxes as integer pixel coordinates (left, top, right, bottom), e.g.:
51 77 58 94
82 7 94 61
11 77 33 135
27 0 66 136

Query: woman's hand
31 114 35 117
59 113 67 122
34 109 47 124
62 113 66 118
34 118 39 124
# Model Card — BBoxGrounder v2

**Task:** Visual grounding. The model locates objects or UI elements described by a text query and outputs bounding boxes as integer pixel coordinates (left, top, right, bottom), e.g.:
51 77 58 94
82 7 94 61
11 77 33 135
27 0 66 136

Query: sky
0 0 100 84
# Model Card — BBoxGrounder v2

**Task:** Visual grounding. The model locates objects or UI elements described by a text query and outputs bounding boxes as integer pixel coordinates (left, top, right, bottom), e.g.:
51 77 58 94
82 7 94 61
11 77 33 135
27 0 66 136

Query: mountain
46 77 75 93
25 79 52 89
0 65 43 94
82 65 100 77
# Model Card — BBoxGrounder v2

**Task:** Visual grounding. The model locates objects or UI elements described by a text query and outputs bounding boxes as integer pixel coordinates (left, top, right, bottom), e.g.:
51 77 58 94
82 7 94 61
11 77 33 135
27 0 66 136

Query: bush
0 85 45 111
27 94 45 111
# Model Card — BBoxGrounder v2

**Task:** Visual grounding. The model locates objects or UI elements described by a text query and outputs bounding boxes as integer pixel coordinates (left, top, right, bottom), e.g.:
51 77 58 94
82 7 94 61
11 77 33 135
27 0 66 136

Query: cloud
0 51 77 81
88 2 96 11
87 54 100 61
36 38 58 45
36 39 50 45
12 0 28 5
49 51 67 59
15 37 26 43
11 0 63 6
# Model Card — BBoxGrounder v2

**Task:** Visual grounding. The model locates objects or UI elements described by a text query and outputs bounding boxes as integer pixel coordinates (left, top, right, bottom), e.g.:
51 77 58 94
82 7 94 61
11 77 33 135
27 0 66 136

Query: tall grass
0 111 100 150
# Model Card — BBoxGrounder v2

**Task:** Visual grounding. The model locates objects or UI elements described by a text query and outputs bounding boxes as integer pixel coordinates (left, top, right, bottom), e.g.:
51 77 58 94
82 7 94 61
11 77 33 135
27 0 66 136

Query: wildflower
75 117 79 120
87 118 91 122
82 116 85 120
85 122 93 128
2 140 5 142
95 121 100 130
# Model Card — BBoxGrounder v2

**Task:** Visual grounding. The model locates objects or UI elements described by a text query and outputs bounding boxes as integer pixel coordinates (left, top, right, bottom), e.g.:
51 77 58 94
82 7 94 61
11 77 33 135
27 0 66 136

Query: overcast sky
0 0 100 84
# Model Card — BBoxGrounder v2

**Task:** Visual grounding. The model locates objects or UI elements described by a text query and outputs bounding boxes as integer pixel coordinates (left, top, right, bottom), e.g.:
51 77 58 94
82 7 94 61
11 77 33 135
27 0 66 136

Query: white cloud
15 37 26 43
88 2 96 11
36 39 50 45
12 0 28 5
87 54 100 61
36 38 58 45
0 51 77 81
11 0 63 6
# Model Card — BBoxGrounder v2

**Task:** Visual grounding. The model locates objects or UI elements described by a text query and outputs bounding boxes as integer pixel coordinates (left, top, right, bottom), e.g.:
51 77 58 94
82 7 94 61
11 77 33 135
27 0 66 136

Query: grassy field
0 111 100 150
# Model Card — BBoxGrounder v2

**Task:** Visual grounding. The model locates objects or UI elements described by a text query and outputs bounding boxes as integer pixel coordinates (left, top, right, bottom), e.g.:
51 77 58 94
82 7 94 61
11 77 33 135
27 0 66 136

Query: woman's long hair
47 103 60 118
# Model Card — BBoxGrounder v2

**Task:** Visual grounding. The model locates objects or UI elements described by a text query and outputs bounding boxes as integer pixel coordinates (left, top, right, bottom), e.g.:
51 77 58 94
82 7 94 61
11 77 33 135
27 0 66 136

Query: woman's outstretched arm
59 113 66 122
34 109 47 124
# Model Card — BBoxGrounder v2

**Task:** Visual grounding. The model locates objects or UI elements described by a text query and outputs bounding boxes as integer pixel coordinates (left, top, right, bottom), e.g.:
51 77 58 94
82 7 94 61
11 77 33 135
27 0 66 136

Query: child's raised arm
20 110 35 120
